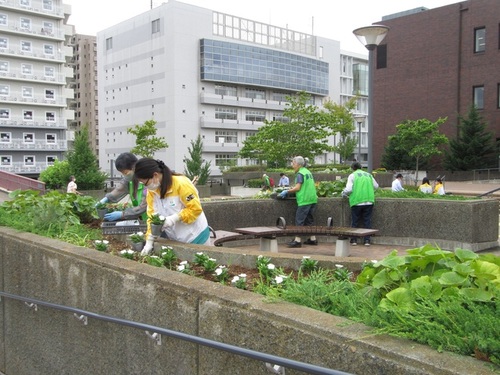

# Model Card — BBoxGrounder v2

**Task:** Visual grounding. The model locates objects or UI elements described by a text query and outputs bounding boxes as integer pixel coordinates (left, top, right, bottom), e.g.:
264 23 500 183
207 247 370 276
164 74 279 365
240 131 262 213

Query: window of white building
23 110 33 120
24 155 35 166
0 132 11 142
1 155 12 166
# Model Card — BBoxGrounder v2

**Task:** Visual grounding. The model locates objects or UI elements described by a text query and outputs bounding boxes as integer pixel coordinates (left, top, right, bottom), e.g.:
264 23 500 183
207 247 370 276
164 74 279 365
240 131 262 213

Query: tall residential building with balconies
70 33 98 158
0 0 74 178
97 0 367 176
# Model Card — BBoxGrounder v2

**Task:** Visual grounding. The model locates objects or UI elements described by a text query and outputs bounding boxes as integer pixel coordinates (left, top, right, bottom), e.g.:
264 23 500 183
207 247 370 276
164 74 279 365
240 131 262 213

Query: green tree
127 119 168 158
392 118 449 181
66 126 107 190
238 92 331 168
322 97 358 164
183 135 211 185
39 159 71 189
382 133 427 171
443 105 497 171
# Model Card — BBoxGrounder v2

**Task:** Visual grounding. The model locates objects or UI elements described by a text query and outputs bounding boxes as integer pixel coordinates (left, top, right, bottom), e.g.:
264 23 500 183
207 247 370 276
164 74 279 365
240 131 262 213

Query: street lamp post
353 25 389 172
354 115 365 165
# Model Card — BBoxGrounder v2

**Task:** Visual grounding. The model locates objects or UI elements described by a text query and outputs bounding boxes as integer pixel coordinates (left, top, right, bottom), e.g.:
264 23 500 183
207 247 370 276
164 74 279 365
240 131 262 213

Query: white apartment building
97 0 368 176
0 0 74 177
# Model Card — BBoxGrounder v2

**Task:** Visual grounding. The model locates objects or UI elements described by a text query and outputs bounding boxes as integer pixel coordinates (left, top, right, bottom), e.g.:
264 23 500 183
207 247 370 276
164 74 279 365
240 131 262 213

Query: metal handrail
477 186 500 198
0 291 353 375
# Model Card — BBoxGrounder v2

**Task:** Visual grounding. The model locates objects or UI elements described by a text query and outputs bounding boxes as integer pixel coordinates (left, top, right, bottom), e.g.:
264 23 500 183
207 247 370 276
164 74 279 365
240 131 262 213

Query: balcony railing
0 119 67 128
0 139 67 150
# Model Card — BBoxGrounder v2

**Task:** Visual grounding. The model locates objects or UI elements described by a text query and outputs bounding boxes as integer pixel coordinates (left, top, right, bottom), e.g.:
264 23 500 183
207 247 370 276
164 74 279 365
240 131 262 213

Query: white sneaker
350 242 357 246
364 242 371 247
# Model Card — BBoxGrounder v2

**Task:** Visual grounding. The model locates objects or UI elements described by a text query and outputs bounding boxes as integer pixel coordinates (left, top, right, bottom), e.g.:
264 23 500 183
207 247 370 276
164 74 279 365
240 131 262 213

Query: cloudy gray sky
66 0 460 54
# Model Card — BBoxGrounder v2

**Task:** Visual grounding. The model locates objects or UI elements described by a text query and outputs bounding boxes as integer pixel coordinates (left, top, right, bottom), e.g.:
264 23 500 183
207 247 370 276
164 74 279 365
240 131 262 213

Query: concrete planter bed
0 227 496 375
203 197 499 252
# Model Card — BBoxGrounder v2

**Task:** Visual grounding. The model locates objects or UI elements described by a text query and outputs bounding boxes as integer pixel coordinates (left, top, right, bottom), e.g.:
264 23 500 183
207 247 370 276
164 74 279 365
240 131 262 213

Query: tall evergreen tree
381 134 419 170
183 135 211 185
444 105 497 171
66 126 107 190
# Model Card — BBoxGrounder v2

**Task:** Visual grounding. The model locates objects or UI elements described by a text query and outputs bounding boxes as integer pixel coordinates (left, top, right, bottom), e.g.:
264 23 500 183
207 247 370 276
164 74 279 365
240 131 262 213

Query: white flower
209 258 216 262
136 232 144 236
239 273 247 278
231 276 240 283
159 215 165 221
267 263 275 270
102 240 109 244
335 264 344 269
215 266 226 276
196 252 204 256
371 260 378 264
180 260 188 265
275 276 284 284
177 264 186 271
302 256 310 259
161 245 173 250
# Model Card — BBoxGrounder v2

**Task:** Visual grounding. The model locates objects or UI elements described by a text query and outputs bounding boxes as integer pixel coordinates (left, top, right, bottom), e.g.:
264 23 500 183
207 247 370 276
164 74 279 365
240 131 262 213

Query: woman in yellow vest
97 152 147 221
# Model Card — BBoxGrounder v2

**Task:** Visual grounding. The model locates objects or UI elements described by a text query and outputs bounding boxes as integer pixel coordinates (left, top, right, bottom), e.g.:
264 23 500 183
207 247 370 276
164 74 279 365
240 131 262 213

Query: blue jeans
295 204 316 226
350 204 373 243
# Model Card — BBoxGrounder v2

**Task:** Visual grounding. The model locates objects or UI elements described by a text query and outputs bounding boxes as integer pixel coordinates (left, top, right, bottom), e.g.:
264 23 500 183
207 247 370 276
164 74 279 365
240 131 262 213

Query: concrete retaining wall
203 197 499 251
0 227 495 375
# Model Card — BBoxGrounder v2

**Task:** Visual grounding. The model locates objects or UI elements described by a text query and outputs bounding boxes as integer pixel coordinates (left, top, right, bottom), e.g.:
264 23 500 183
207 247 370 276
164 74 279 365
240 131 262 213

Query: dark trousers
350 204 373 243
295 203 316 226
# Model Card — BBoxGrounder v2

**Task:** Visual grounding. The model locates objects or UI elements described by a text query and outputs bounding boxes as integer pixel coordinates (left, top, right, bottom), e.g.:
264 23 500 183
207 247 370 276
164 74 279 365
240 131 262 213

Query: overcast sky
65 0 460 55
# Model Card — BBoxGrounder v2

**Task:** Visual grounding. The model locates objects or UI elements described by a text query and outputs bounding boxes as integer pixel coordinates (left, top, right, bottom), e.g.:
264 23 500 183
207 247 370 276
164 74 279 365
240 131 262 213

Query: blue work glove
95 197 108 207
278 190 288 199
104 211 123 221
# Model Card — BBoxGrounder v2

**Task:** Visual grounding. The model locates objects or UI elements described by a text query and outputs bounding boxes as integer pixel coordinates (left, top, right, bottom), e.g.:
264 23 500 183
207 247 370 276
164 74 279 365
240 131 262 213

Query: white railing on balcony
0 70 66 84
0 119 67 128
0 0 64 18
0 139 67 150
0 161 53 174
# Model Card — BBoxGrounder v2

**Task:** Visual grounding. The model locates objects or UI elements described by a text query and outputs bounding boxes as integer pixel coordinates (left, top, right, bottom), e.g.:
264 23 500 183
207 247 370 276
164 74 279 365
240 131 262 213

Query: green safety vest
128 181 147 221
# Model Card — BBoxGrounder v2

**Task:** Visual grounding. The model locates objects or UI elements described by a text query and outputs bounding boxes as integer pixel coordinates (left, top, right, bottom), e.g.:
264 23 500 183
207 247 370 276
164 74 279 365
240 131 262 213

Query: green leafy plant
177 260 191 274
119 249 135 260
203 257 218 273
150 213 165 225
214 265 229 283
128 232 145 243
144 255 163 267
231 274 247 290
94 240 109 252
300 256 319 273
194 252 209 266
160 246 177 269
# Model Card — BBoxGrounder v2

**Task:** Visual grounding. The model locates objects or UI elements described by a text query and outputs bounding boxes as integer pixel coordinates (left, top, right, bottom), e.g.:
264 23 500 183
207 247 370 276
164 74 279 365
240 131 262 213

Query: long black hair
134 158 182 198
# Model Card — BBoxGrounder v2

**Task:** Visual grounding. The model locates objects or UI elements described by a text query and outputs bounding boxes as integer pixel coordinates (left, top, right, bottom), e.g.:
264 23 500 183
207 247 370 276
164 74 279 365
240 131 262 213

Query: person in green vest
341 162 379 246
97 152 147 221
278 156 318 248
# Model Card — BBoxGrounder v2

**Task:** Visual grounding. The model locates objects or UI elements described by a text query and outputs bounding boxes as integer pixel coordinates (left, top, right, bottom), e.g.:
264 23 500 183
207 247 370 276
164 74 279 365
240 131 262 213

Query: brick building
372 0 499 168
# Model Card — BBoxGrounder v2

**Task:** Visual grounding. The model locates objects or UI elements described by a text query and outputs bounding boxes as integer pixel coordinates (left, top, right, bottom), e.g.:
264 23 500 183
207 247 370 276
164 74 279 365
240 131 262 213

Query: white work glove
162 213 180 230
141 238 155 256
341 191 348 198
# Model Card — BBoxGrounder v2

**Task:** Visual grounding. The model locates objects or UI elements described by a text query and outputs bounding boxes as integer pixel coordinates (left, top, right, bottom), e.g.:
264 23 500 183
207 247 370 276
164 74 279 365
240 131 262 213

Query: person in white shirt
391 173 405 192
67 175 81 195
278 173 289 187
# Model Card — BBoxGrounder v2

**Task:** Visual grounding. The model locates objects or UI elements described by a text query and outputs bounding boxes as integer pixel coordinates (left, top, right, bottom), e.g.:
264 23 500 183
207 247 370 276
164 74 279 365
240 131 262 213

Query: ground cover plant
0 189 497 366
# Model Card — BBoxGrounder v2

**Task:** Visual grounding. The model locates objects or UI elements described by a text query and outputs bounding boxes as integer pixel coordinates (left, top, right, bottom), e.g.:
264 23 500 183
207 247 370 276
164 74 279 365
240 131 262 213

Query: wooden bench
210 228 249 247
233 225 378 255
210 218 378 256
